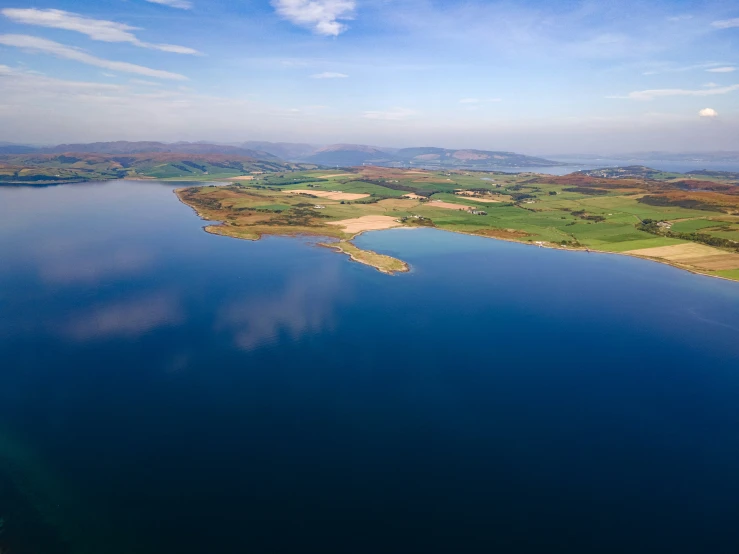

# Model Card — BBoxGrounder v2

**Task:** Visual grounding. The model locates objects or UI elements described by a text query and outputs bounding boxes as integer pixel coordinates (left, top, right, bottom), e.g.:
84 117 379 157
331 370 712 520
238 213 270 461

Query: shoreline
174 186 738 283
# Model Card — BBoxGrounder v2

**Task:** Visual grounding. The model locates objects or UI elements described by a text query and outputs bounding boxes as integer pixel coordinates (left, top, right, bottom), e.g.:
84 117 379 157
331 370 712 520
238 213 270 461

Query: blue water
544 158 739 175
1 181 739 553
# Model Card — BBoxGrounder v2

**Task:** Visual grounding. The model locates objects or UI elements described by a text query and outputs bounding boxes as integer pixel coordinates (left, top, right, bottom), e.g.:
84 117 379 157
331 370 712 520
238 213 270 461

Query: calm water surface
1 180 739 554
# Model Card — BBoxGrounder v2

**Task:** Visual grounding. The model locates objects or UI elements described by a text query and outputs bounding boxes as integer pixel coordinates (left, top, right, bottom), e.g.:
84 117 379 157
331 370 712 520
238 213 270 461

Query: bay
1 180 738 554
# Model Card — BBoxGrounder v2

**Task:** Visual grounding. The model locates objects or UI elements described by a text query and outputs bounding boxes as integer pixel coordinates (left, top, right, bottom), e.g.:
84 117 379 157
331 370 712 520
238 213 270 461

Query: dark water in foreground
1 181 739 554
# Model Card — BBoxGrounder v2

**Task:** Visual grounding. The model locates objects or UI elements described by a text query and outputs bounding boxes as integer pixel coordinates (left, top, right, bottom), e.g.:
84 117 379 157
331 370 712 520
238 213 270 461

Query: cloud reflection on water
61 292 183 341
217 264 345 351
39 246 154 285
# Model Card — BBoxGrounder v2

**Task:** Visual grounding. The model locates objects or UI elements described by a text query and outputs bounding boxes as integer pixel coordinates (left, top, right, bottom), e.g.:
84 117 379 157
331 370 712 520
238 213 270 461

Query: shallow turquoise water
1 181 739 553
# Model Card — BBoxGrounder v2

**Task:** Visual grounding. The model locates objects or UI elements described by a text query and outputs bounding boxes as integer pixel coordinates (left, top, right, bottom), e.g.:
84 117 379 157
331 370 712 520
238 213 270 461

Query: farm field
178 165 739 279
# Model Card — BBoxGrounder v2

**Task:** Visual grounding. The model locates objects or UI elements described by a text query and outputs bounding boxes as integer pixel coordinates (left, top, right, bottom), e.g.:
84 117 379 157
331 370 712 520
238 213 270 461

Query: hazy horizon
1 0 738 153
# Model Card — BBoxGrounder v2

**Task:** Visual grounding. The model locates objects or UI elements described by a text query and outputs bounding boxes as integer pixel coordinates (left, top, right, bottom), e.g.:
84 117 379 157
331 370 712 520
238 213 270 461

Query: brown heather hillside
532 174 649 189
671 180 739 195
638 190 739 213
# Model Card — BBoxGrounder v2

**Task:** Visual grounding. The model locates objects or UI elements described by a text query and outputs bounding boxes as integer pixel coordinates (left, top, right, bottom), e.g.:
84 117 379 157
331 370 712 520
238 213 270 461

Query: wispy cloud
271 0 355 36
310 71 347 78
0 34 188 80
610 84 739 100
362 107 416 121
1 9 199 55
130 79 162 86
144 0 193 10
641 62 724 75
459 98 502 104
707 66 736 73
712 18 739 29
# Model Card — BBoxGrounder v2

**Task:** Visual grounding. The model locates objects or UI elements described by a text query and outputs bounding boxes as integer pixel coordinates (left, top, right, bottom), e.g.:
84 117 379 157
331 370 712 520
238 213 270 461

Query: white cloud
144 0 193 10
0 34 187 80
362 107 416 121
271 0 355 36
310 71 348 78
610 84 739 100
130 79 162 86
1 9 199 54
641 62 726 76
667 14 692 22
712 18 739 29
707 66 736 73
699 108 718 118
703 82 719 87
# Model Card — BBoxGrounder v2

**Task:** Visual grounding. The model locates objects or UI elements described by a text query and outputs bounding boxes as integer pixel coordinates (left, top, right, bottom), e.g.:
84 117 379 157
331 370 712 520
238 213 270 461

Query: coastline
174 186 738 283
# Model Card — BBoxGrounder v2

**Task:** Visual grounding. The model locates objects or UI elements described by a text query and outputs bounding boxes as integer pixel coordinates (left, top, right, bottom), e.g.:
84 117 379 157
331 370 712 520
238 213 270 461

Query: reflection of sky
217 264 344 351
0 181 352 355
35 240 154 285
61 291 183 341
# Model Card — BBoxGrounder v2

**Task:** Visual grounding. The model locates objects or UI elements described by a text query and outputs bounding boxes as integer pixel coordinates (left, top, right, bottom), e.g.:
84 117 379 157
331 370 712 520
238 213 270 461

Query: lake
1 180 739 554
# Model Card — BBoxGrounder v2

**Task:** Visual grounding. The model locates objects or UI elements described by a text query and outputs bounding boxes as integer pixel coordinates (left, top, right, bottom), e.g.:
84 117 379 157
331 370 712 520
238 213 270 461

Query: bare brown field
402 193 425 200
428 200 473 210
326 215 402 234
454 192 501 203
282 190 369 201
231 175 255 180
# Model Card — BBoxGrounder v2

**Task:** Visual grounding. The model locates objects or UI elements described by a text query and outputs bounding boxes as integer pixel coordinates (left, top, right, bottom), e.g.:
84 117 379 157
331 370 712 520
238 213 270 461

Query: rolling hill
0 152 315 184
300 144 394 166
391 147 562 168
45 141 279 159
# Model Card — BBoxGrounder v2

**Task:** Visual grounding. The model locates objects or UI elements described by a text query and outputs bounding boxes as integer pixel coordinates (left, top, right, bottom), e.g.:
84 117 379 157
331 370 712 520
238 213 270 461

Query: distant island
0 141 566 184
176 165 739 282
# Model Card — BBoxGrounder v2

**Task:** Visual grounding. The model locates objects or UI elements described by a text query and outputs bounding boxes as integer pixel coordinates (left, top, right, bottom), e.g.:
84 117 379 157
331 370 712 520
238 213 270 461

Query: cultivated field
177 165 739 279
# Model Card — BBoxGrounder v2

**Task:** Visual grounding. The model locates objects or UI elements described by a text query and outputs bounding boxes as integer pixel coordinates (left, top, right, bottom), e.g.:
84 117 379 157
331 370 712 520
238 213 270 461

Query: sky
0 0 737 153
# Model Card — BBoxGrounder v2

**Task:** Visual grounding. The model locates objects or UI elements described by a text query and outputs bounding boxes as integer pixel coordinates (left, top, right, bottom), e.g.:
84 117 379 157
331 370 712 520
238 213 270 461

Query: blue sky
0 0 737 153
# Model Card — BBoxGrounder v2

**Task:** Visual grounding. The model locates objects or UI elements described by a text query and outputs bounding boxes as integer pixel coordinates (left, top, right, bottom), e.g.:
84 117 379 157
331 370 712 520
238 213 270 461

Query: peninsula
177 165 739 281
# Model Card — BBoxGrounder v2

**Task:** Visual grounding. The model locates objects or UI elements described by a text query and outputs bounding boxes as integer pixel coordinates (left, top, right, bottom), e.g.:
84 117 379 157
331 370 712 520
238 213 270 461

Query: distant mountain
43 141 280 160
0 144 39 154
240 141 318 161
282 143 561 169
300 144 394 166
392 147 561 168
0 152 315 184
2 140 565 169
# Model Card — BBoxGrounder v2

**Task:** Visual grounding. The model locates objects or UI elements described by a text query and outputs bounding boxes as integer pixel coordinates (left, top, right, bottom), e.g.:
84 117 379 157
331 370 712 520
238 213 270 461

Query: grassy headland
177 166 739 280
